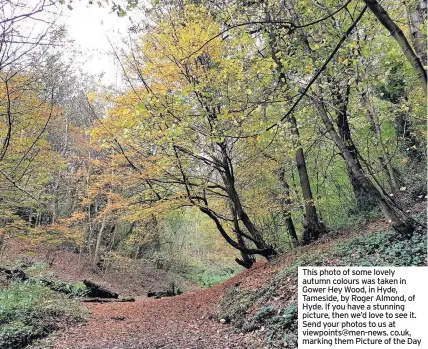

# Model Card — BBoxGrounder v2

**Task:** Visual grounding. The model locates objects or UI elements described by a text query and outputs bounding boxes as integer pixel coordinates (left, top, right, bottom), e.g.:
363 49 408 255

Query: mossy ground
215 213 427 348
0 261 89 349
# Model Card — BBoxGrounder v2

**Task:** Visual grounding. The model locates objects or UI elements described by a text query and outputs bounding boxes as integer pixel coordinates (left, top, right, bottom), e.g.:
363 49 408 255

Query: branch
0 0 54 26
0 80 12 161
199 206 275 257
264 5 368 133
225 4 367 140
182 0 352 60
85 99 162 200
9 87 55 175
0 168 39 202
174 145 223 170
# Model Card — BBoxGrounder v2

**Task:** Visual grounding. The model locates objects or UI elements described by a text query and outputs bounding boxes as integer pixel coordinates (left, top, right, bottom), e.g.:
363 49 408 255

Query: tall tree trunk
316 99 421 235
92 212 107 271
261 149 299 246
268 2 326 244
278 169 299 246
363 0 427 94
291 170 305 216
292 128 326 244
331 84 377 210
52 173 61 224
362 91 400 192
218 142 275 256
35 211 41 227
52 113 68 224
404 0 427 66
0 232 4 256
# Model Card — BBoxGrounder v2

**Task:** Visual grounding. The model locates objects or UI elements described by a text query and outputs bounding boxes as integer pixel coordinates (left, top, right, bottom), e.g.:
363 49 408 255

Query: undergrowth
31 278 88 298
1 259 88 298
215 217 427 348
185 268 238 287
0 282 88 349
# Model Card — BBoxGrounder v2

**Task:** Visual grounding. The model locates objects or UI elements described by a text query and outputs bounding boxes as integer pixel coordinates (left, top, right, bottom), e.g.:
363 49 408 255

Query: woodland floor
25 214 411 349
44 292 256 349
31 258 278 349
26 266 273 349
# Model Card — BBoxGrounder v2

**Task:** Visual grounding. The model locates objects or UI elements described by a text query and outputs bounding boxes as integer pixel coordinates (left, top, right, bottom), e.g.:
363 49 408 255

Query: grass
185 268 238 287
0 282 88 349
165 256 240 287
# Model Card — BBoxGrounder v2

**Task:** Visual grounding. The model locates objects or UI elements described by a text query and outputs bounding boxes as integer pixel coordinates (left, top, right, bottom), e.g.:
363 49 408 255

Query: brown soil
49 292 256 349
0 245 200 296
12 204 428 348
33 215 410 349
49 252 200 296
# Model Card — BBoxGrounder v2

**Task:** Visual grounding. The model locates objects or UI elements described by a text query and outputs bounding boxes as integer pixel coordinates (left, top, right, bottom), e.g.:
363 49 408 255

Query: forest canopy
0 0 426 272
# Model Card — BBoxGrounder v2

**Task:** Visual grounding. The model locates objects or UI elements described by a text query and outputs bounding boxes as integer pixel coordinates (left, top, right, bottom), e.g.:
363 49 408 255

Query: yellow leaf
87 91 97 103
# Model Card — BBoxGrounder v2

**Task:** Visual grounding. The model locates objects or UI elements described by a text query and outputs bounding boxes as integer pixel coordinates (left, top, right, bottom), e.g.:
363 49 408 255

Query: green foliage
71 281 89 297
334 230 427 267
242 304 276 332
216 285 258 328
376 63 407 103
0 283 88 349
216 223 427 347
4 260 89 298
266 302 298 346
32 278 89 298
137 209 241 286
25 262 48 273
186 269 236 287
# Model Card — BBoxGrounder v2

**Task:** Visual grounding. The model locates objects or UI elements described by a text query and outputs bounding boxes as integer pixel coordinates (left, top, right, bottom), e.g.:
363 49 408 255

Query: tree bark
332 84 377 209
92 185 111 271
316 99 420 235
405 0 427 67
288 116 326 244
199 206 276 259
362 91 400 192
363 0 427 94
52 173 61 224
0 232 4 256
268 1 326 244
218 142 274 254
230 203 255 268
92 212 107 270
278 169 298 246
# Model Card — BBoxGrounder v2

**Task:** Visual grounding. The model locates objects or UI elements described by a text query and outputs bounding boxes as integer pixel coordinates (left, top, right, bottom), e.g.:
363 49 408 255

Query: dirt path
49 289 262 349
35 213 422 349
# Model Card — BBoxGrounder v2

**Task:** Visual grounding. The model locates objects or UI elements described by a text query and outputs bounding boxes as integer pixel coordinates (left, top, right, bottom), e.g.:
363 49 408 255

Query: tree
90 4 281 264
1 0 426 272
363 0 427 94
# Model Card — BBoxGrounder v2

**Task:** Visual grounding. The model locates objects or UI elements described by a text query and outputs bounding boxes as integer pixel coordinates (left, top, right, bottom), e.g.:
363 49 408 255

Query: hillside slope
1 244 201 297
27 209 426 349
